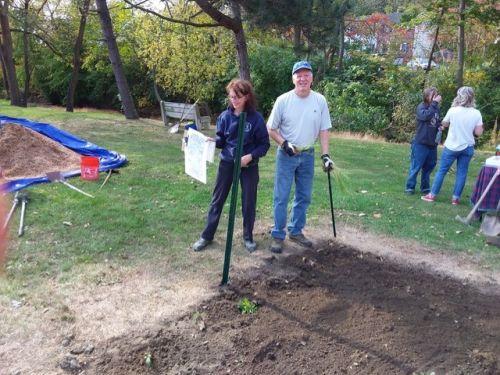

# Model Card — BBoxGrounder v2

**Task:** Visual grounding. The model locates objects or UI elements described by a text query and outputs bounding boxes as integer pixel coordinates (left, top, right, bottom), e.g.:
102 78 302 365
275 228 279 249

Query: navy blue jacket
414 101 441 146
215 108 270 165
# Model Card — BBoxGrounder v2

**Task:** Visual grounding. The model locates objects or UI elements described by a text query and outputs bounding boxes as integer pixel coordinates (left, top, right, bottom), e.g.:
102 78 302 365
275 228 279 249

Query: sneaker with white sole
421 193 435 202
288 233 313 248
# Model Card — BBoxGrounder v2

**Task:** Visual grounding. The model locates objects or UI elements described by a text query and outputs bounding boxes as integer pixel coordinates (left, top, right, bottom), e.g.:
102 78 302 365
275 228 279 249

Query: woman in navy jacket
193 79 270 252
405 87 442 195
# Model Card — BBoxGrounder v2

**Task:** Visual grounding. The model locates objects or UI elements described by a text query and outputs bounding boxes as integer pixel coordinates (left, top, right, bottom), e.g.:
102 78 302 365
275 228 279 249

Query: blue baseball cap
292 61 312 75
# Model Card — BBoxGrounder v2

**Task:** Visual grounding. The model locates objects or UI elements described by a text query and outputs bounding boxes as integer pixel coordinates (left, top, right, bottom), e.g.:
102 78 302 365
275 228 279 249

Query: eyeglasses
228 94 245 101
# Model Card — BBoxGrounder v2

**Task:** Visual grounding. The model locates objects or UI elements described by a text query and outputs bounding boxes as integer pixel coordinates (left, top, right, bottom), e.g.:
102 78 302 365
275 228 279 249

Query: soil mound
0 123 81 179
88 242 500 374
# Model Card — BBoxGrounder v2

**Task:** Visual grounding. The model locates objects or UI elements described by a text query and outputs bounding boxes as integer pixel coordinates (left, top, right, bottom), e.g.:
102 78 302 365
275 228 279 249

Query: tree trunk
229 2 250 80
0 48 10 98
95 0 138 119
194 0 250 80
424 7 444 86
66 0 90 112
456 0 465 89
293 24 301 55
0 0 23 106
22 0 30 105
337 15 345 72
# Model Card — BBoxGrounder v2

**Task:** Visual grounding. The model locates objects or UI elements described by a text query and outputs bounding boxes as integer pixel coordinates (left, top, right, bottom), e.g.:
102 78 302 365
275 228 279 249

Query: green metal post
221 112 246 285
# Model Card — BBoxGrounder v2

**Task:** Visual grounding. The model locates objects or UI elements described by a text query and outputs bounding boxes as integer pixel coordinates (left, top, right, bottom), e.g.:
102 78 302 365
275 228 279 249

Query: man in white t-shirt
422 86 483 205
267 61 334 253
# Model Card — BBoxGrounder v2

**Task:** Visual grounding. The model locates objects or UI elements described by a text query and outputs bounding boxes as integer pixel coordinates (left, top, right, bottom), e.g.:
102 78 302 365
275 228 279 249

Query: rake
46 171 94 198
455 168 499 225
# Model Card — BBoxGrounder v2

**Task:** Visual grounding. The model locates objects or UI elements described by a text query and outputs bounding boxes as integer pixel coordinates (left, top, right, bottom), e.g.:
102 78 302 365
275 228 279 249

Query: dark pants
201 160 259 242
405 142 437 193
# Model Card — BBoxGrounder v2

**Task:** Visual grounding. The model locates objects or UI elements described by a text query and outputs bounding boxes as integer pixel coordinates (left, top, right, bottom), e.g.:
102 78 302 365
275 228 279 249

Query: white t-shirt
443 106 482 151
267 90 332 148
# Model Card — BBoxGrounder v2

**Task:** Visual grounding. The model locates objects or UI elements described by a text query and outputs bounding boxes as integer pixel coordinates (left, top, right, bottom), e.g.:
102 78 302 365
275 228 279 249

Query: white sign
184 128 215 184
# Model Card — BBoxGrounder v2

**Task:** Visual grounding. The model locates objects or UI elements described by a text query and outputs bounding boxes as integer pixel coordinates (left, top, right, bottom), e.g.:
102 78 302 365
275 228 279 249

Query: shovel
456 168 499 225
46 171 94 198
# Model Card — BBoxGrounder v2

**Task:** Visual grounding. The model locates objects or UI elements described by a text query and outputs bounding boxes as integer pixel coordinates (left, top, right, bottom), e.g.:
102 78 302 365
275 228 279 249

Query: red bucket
81 156 100 181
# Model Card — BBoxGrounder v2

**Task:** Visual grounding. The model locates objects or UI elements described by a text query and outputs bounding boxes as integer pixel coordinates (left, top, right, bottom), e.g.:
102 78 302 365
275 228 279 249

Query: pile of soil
86 241 499 374
0 123 81 180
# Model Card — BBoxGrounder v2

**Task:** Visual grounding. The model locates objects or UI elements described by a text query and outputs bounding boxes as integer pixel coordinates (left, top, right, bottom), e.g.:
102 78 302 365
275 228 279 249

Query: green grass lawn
1 100 497 295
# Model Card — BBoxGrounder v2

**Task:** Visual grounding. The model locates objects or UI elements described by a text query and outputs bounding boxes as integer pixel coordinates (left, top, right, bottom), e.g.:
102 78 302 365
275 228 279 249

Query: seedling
238 297 258 314
144 352 153 368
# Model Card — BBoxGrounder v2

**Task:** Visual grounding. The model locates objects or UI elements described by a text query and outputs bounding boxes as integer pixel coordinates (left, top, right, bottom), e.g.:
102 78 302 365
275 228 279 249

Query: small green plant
144 352 153 368
238 297 258 314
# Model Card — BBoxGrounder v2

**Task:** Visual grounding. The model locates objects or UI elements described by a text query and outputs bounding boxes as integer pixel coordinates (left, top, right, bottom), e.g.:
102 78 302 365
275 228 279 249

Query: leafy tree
134 4 234 104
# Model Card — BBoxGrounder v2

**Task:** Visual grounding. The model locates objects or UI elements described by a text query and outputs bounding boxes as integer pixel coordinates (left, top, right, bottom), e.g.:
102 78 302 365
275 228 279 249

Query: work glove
281 140 296 157
321 154 334 172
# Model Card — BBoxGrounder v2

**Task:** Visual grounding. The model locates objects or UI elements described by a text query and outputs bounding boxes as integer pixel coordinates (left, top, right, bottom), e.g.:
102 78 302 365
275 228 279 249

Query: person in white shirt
267 61 334 253
422 86 483 205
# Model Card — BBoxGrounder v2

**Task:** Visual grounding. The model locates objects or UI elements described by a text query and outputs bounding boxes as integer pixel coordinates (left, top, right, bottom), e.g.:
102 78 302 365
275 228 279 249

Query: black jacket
414 101 441 146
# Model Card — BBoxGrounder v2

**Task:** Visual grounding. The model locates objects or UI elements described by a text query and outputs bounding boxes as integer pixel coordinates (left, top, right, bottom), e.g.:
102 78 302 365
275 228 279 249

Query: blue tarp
0 115 127 193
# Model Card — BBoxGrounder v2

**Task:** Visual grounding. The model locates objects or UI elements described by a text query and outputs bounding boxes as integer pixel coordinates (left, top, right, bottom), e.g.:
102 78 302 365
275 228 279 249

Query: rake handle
327 169 337 238
463 168 500 224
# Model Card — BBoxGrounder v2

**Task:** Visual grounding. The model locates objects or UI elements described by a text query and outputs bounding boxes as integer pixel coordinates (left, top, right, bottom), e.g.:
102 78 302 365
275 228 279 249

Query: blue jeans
431 146 474 199
272 148 315 240
405 142 437 193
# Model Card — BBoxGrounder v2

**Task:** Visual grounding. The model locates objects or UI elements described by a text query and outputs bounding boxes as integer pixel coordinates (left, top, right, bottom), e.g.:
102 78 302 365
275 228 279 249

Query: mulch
0 123 81 180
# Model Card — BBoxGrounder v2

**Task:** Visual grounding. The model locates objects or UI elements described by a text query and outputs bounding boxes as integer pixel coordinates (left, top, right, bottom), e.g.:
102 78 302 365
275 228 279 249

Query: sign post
221 112 246 285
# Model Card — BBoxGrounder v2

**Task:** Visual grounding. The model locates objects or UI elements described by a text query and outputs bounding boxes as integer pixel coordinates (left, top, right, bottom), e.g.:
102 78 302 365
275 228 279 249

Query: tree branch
122 0 220 27
9 27 65 59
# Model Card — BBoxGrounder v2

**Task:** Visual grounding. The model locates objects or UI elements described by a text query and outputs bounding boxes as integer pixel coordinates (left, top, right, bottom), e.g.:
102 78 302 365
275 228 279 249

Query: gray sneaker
270 238 283 254
193 237 211 252
288 233 313 248
244 240 257 253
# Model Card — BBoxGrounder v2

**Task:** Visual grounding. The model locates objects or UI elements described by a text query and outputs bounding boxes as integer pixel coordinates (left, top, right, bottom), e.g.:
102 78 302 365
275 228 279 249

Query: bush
248 43 297 115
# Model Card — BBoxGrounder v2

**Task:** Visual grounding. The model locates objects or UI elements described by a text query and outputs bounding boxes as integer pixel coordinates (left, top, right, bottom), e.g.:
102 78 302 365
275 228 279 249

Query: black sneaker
244 240 257 253
288 233 313 248
270 238 283 254
193 238 211 252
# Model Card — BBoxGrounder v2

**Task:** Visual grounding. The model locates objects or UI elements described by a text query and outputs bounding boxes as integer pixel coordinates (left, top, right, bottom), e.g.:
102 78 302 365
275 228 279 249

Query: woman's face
228 89 247 113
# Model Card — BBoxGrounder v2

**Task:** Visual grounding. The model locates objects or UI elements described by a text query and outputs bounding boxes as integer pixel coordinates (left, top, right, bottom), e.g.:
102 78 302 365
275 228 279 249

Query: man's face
292 69 313 97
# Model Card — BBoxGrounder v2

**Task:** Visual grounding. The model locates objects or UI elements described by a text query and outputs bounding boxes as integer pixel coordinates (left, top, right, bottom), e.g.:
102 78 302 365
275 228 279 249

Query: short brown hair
423 87 438 105
226 79 257 111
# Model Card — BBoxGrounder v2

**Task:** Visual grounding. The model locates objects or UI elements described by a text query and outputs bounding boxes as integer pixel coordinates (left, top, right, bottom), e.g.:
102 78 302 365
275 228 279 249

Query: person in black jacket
405 87 442 195
192 79 270 253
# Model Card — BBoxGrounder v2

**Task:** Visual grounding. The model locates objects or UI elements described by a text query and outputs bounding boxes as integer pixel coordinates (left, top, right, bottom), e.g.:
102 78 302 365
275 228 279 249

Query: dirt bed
86 240 499 375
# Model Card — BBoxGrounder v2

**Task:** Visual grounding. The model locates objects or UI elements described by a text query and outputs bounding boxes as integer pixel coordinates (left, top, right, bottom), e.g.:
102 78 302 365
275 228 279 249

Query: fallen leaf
455 230 462 234
358 213 366 217
373 213 382 218
63 221 73 226
360 190 368 194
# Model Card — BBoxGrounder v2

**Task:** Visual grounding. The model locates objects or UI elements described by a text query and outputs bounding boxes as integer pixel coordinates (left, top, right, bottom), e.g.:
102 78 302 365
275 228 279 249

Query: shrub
248 43 297 115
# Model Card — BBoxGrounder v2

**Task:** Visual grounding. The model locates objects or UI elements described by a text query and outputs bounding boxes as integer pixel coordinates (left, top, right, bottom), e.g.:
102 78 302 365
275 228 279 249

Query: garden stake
221 112 246 285
327 169 337 237
99 169 113 190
